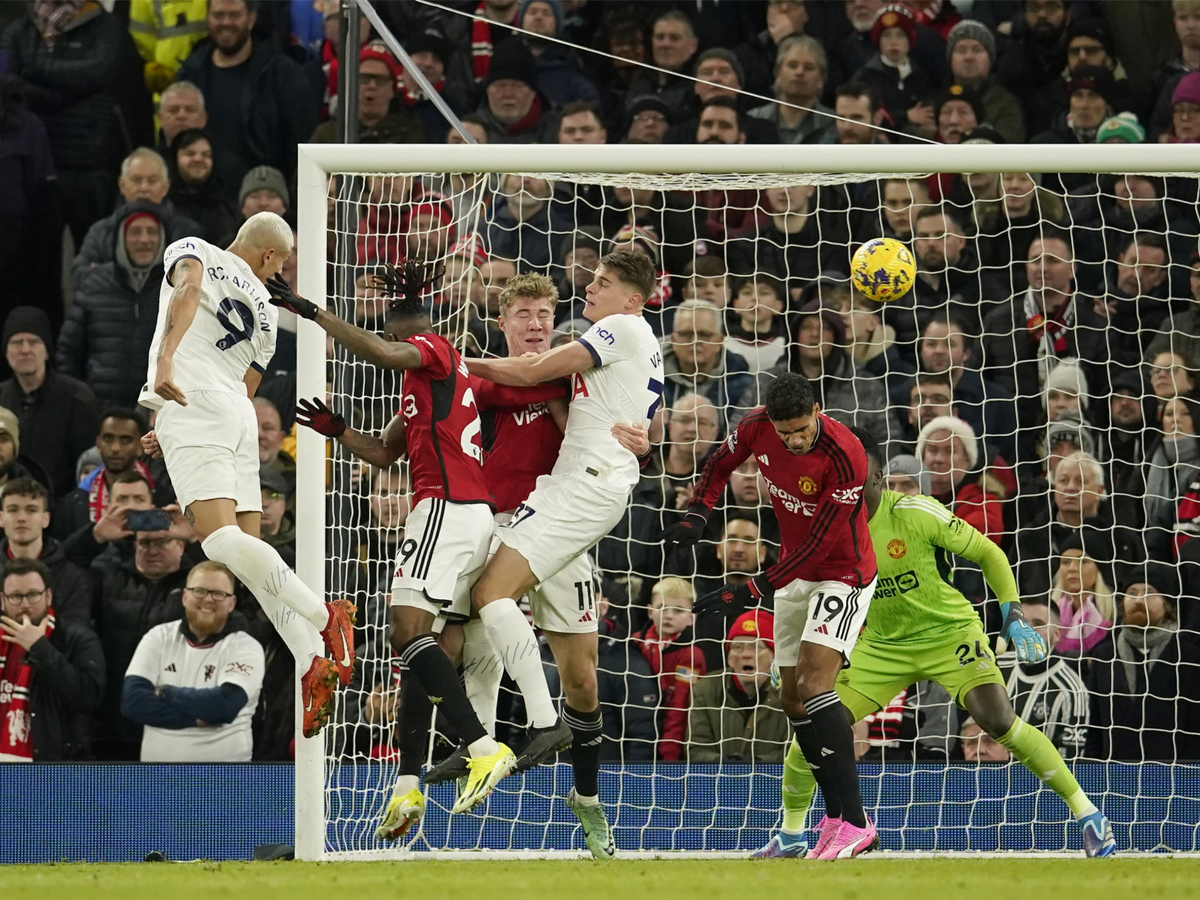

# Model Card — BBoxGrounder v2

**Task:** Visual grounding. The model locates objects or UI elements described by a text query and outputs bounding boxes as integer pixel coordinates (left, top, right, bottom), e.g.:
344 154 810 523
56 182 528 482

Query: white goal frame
293 142 1200 861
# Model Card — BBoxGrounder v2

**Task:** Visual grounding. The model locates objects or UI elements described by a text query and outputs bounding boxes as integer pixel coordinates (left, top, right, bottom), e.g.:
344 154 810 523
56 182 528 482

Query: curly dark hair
377 258 443 325
764 372 816 421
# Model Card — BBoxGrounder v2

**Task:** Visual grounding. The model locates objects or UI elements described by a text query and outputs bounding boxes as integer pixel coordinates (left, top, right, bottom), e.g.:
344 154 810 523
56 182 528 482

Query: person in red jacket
633 576 707 761
916 414 1004 545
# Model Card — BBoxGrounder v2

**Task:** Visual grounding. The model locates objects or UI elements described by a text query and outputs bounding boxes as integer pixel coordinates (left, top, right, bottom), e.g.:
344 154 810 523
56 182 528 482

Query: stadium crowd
0 0 1199 768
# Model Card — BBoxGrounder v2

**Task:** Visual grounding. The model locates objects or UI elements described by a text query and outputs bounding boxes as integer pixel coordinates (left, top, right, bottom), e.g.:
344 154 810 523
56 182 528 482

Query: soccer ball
851 237 916 303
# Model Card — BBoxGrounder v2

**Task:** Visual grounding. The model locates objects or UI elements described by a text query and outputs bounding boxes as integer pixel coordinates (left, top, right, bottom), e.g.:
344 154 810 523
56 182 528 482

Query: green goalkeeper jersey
864 490 1019 643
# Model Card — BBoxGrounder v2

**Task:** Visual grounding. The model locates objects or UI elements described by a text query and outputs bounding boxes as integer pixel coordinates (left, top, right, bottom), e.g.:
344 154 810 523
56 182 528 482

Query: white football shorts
773 576 878 667
490 512 598 634
155 390 261 514
390 497 493 623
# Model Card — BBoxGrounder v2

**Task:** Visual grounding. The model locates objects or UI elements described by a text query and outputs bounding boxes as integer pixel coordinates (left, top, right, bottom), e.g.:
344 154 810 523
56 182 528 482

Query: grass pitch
1 858 1198 900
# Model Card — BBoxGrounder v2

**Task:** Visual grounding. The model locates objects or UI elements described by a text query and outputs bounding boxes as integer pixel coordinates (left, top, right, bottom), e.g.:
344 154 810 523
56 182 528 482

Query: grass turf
2 859 1198 900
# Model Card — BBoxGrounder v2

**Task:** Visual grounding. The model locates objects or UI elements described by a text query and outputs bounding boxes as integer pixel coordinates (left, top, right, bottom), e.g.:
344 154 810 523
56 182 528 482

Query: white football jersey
139 238 278 410
557 313 664 488
126 621 265 762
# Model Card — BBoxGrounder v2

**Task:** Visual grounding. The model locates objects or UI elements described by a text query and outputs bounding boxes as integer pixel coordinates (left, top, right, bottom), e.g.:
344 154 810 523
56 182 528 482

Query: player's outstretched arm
466 341 594 386
155 257 203 405
295 399 406 468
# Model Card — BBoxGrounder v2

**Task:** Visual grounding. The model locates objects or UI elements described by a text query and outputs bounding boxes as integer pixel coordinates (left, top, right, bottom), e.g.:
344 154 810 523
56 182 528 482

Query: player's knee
794 665 834 701
975 705 1015 740
562 668 598 708
780 694 806 719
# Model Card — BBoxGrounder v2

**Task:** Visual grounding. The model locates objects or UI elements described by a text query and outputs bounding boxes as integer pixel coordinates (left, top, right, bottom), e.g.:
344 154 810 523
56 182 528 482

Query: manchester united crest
887 539 907 559
798 476 819 495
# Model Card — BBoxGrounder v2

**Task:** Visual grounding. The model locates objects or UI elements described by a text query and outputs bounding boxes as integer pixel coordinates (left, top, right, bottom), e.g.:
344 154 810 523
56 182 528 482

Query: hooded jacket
70 197 200 293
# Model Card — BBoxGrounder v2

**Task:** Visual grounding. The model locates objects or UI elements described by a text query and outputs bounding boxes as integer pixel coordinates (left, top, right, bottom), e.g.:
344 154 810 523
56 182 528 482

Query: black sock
562 705 603 797
397 633 486 746
805 691 866 828
397 671 433 777
790 715 842 820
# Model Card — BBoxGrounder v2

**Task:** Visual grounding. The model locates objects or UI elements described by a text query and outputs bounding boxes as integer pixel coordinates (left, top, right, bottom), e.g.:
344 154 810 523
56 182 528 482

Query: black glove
660 511 708 550
693 576 774 618
294 397 346 438
266 274 319 320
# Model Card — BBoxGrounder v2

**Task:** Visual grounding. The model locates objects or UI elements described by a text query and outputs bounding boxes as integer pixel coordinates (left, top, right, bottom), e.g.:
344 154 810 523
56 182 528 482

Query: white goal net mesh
307 163 1200 856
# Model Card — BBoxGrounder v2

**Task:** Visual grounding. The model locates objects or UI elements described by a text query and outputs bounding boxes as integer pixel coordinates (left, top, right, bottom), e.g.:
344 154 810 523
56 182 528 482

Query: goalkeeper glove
660 509 708 550
266 275 319 320
693 576 774 618
768 658 781 691
295 397 346 438
998 602 1048 663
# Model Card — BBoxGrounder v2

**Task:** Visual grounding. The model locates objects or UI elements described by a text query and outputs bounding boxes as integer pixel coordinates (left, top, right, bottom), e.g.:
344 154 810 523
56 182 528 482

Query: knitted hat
1067 65 1116 106
1045 409 1096 457
239 166 290 208
935 83 986 125
484 39 538 90
1119 560 1180 602
2 306 53 352
1110 371 1144 396
405 191 455 229
519 0 562 36
0 406 20 454
75 446 101 484
962 125 1006 145
359 39 401 85
405 27 452 66
884 453 932 495
727 610 774 651
259 463 289 497
946 19 995 63
1066 16 1114 59
916 415 979 470
626 94 673 125
1172 71 1200 109
1044 359 1089 410
796 298 847 346
870 4 917 49
694 47 745 88
1096 112 1145 144
122 209 160 233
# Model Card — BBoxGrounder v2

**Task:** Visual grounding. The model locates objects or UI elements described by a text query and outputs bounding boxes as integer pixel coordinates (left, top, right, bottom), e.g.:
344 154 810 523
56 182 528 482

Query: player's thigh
836 637 921 722
497 473 628 585
799 577 877 663
917 623 1006 707
529 552 599 635
772 578 816 669
155 392 241 513
234 394 263 515
391 498 493 622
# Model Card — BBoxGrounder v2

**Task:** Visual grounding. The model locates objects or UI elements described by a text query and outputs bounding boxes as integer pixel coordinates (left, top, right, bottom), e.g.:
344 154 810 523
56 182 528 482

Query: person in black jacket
0 478 92 627
0 557 104 761
176 0 319 184
0 307 97 499
90 526 192 760
0 2 151 246
165 129 239 247
53 414 153 543
1086 572 1200 762
58 206 165 408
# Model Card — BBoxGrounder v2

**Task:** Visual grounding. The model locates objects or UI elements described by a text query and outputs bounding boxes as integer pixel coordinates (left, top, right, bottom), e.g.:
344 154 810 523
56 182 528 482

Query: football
851 237 917 302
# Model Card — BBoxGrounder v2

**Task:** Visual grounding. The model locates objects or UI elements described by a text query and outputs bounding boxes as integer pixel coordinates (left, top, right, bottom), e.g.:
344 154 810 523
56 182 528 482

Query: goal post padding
295 143 1200 859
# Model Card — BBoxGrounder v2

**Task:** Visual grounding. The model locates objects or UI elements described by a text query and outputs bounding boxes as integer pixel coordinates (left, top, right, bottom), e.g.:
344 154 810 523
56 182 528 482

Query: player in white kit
138 212 355 739
463 250 665 785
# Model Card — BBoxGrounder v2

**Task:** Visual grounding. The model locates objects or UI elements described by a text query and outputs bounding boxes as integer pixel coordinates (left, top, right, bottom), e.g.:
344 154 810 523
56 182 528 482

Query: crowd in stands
1 0 1200 768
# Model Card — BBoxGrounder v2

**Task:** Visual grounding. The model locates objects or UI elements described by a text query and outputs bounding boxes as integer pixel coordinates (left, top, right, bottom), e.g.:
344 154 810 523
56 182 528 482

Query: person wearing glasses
0 557 104 761
121 561 264 762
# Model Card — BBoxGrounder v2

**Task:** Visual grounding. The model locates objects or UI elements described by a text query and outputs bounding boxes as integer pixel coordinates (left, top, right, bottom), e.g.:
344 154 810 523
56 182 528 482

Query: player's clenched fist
693 576 774 617
295 397 346 438
266 274 319 319
660 512 707 549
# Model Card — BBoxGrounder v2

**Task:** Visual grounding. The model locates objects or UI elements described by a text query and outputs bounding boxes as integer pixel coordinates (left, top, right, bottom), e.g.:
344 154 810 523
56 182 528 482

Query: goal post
294 142 1200 860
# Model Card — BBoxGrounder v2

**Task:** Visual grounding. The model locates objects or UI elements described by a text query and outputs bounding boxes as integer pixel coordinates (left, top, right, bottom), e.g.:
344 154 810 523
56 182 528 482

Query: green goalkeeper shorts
834 622 1005 720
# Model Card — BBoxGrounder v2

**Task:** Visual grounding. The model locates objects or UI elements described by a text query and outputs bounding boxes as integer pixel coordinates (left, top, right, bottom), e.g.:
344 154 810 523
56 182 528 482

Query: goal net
294 143 1200 859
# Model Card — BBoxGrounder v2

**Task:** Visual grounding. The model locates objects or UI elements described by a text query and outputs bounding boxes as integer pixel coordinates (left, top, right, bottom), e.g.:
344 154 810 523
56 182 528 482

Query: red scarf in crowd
0 609 54 761
1025 291 1074 355
87 460 154 524
400 74 445 108
471 2 517 83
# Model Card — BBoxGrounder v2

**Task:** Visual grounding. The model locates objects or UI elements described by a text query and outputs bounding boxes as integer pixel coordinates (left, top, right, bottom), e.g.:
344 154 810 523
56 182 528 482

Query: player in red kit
270 260 520 818
662 372 881 859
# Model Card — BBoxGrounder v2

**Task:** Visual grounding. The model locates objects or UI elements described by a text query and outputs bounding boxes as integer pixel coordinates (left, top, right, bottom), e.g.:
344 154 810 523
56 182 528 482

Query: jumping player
139 212 355 740
754 429 1116 859
664 373 880 859
270 260 517 814
462 250 665 816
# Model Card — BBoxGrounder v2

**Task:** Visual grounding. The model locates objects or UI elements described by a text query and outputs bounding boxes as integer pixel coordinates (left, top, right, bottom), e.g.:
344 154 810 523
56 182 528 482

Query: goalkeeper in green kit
753 429 1116 859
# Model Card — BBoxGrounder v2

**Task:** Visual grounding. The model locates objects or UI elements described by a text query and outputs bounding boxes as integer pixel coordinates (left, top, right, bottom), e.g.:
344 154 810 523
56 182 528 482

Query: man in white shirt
121 560 264 761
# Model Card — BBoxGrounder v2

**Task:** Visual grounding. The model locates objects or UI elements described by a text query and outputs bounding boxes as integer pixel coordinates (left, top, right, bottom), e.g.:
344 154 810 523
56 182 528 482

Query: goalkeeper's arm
951 520 1045 660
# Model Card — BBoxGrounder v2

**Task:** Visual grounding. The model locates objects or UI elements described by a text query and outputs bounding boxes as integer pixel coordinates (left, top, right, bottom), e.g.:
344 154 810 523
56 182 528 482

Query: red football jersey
469 376 566 513
400 333 492 507
693 410 877 587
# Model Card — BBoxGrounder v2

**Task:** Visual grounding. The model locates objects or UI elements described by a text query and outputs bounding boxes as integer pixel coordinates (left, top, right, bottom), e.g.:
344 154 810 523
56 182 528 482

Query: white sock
478 597 558 728
573 793 599 807
394 774 419 797
461 618 502 738
202 525 326 663
468 736 501 757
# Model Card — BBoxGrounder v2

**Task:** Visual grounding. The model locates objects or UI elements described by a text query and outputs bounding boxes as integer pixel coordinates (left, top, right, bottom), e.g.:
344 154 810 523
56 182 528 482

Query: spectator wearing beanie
0 308 98 500
474 40 555 143
310 41 426 145
916 415 1004 545
942 19 1025 143
1096 112 1146 144
687 610 788 763
398 27 473 143
662 47 778 145
852 5 935 132
1149 1 1200 141
1033 66 1117 145
237 166 289 220
519 0 599 109
58 204 166 407
1162 71 1200 143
